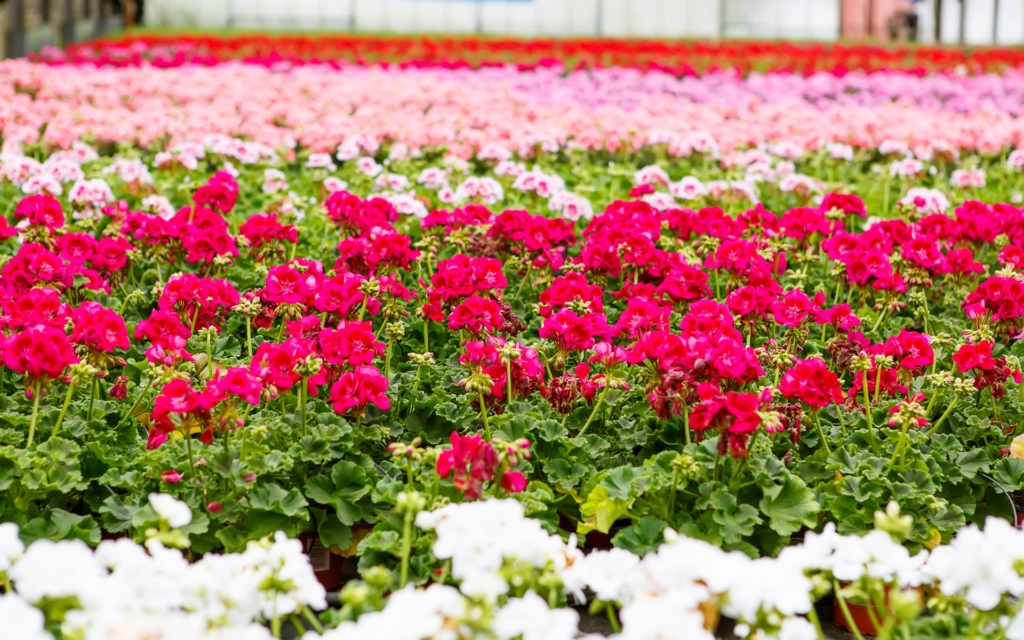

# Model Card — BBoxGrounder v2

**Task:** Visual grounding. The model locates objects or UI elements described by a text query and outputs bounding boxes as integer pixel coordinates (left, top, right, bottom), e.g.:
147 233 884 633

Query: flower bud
363 566 392 590
385 322 405 341
397 490 426 514
874 501 913 543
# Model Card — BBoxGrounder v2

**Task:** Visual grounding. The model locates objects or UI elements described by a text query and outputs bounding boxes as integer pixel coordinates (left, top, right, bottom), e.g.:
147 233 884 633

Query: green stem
271 607 281 639
117 377 152 428
399 508 414 588
871 307 887 335
807 602 825 640
301 607 324 634
873 364 884 407
833 580 866 640
606 602 621 635
889 418 912 469
50 382 76 440
184 429 197 478
813 411 832 455
926 396 959 441
666 468 678 522
835 405 846 435
862 369 878 454
384 337 394 380
87 377 98 421
26 379 42 448
506 360 513 405
512 260 534 303
299 376 307 438
245 316 253 359
925 388 940 418
579 376 612 437
478 389 492 442
205 332 213 378
682 401 691 445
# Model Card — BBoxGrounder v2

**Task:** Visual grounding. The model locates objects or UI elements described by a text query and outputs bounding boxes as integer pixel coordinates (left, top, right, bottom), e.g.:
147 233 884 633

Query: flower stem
512 260 534 303
245 316 253 359
889 419 912 469
117 377 152 429
478 389 492 442
205 332 213 378
807 601 825 640
870 307 887 335
833 580 865 640
299 376 308 438
813 411 832 455
399 508 414 588
579 377 612 437
301 607 324 634
506 360 514 405
926 396 959 441
925 388 940 418
183 429 197 479
683 401 691 445
51 382 76 440
862 370 878 454
87 377 98 421
26 379 42 448
873 364 883 408
606 602 621 634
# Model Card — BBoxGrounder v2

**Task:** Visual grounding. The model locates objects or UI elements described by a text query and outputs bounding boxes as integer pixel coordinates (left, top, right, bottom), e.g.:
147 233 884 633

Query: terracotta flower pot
833 584 924 636
299 531 346 589
833 596 881 636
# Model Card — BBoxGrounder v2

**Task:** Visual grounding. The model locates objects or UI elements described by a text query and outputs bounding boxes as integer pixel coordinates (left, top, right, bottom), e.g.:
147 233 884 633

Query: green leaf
99 496 138 533
600 467 640 501
613 517 666 557
544 458 588 489
358 530 400 556
579 485 631 535
249 483 309 517
310 507 353 551
991 457 1024 490
930 505 966 533
953 449 992 479
709 493 762 544
47 509 101 546
304 461 371 525
759 475 820 536
180 512 210 538
514 481 556 516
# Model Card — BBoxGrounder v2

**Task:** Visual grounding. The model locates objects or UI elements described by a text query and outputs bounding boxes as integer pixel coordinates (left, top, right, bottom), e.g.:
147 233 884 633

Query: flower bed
3 495 1024 639
40 33 1024 76
2 51 1024 638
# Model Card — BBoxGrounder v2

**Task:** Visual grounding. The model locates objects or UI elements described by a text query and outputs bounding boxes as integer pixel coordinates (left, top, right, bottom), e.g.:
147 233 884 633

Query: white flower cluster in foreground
416 499 1024 640
5 497 1024 640
0 494 324 640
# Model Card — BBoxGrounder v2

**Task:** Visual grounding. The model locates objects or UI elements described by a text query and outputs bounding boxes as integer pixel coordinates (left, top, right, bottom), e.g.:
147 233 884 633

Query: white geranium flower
493 591 579 640
0 593 52 640
149 493 193 528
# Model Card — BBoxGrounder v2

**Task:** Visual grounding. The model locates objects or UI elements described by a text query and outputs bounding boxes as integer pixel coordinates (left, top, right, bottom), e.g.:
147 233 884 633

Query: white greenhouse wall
142 0 1024 45
142 0 839 40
